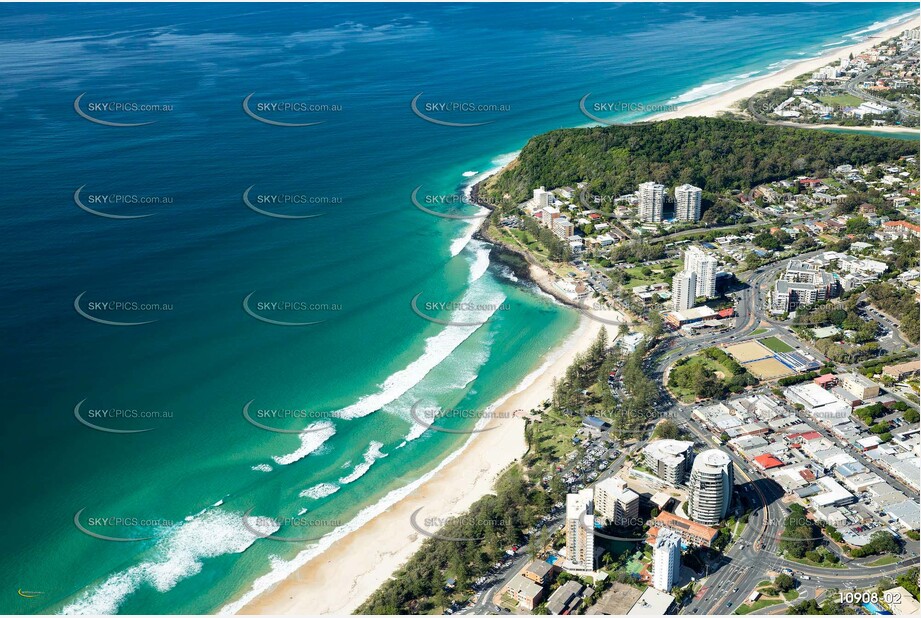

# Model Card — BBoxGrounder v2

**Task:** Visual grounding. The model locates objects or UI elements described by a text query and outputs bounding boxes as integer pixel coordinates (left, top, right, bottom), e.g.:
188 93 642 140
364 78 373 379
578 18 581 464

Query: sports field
760 336 795 353
746 358 796 380
725 340 773 363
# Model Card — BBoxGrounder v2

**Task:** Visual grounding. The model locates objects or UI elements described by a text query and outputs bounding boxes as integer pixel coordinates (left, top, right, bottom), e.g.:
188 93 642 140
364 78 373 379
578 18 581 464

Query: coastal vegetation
358 327 666 614
668 347 758 402
483 117 916 209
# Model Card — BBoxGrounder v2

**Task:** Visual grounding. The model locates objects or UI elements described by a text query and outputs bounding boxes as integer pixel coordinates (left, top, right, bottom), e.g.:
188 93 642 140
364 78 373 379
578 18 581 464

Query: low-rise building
883 360 920 380
838 372 880 400
506 573 545 610
649 511 719 548
546 580 591 615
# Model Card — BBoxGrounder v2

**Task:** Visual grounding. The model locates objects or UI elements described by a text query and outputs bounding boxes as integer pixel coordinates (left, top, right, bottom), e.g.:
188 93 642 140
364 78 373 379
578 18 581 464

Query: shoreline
650 13 920 127
237 313 606 616
232 13 918 616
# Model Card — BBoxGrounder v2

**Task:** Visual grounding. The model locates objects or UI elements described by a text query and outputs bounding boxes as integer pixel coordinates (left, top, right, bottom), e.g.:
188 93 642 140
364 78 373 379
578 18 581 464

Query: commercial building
637 182 665 222
649 511 719 548
652 529 682 592
684 246 718 298
671 270 697 311
838 372 879 400
594 477 640 526
643 440 695 485
627 588 675 616
784 382 852 421
565 488 596 571
674 184 702 222
687 449 734 526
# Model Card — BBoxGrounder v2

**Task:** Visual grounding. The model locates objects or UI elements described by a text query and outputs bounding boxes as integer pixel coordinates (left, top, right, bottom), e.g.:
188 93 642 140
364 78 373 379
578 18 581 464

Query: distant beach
652 13 920 131
229 11 921 617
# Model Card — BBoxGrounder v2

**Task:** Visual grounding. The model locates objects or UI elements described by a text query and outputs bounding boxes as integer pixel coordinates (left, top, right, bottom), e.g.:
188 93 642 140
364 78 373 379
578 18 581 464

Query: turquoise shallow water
0 3 915 614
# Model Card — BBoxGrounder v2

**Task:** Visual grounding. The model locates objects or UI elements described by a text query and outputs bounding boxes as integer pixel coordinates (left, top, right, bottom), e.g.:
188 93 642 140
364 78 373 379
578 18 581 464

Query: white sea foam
270 422 336 465
338 441 388 484
296 508 308 516
462 170 478 177
331 285 505 420
218 317 592 616
251 463 273 473
448 152 517 257
61 509 280 615
667 79 739 105
299 483 340 499
467 239 492 283
845 13 912 40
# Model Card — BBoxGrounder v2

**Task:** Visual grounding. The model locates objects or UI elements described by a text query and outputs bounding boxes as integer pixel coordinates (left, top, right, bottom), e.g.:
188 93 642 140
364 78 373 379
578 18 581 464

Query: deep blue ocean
0 3 915 614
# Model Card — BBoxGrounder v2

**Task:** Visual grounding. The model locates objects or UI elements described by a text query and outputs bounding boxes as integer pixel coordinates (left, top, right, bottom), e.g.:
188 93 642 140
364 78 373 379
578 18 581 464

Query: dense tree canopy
485 117 916 204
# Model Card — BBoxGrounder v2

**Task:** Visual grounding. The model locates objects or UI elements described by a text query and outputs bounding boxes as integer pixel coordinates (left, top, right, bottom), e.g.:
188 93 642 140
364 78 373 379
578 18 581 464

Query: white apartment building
643 440 695 485
533 186 551 209
637 182 665 222
674 184 702 222
565 488 596 571
652 529 682 592
688 449 734 526
684 246 717 298
671 270 697 312
594 477 640 526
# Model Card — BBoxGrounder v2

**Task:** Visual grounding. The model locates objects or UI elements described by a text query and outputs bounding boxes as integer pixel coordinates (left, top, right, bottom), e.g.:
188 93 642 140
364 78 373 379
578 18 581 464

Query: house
877 220 921 240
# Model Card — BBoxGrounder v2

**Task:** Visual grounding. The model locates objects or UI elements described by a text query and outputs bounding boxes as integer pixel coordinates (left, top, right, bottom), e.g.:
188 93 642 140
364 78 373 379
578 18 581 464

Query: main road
643 254 918 615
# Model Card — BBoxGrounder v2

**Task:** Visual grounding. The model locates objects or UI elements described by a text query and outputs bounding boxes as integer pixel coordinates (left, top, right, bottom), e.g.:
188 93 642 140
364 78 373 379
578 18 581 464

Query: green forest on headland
483 117 917 205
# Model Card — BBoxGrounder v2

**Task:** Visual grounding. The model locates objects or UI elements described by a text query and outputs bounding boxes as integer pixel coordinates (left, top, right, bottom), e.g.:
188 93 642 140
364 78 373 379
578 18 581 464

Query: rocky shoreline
470 179 585 310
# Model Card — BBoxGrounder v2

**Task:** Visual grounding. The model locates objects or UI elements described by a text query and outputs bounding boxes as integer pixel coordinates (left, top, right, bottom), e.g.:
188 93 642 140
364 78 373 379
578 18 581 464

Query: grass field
868 555 899 567
817 93 864 107
760 336 795 353
735 598 783 614
752 328 768 336
785 554 847 569
783 589 800 601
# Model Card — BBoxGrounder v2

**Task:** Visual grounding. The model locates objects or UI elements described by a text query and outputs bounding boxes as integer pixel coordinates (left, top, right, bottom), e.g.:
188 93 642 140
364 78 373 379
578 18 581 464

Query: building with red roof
753 454 785 470
814 374 838 390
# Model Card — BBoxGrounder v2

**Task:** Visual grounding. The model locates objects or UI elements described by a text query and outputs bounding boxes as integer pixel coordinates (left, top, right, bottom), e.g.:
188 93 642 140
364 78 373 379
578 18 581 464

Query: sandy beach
652 14 920 126
234 14 917 617
238 313 607 615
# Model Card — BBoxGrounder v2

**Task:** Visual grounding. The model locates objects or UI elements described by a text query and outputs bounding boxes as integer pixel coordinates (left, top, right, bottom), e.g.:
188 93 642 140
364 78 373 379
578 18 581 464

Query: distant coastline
230 12 920 616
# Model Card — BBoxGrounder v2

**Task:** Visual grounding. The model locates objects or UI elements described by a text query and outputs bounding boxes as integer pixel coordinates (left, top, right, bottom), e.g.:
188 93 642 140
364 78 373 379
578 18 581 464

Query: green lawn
530 410 580 460
785 554 847 569
735 598 783 614
783 589 800 601
817 93 864 108
752 328 768 336
867 555 899 567
760 336 795 353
